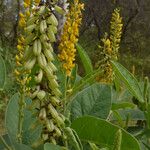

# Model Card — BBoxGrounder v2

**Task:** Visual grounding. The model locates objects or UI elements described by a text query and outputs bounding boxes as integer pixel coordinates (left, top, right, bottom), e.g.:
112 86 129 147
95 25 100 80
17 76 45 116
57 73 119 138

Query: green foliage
69 83 111 121
5 93 42 146
0 54 6 90
112 61 144 102
71 116 141 150
44 143 63 150
76 43 93 75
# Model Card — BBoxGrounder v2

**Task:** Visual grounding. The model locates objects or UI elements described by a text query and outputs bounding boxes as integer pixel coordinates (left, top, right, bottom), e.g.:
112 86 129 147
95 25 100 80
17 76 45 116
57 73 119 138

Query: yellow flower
58 0 84 76
24 0 31 8
110 8 123 59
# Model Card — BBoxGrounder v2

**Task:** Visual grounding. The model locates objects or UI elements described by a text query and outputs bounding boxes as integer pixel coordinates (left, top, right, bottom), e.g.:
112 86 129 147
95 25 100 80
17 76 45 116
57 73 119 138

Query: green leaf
69 83 111 121
111 61 144 102
68 69 103 98
0 54 6 90
44 143 63 150
76 43 93 75
5 93 42 145
111 102 135 110
14 143 33 150
71 116 141 150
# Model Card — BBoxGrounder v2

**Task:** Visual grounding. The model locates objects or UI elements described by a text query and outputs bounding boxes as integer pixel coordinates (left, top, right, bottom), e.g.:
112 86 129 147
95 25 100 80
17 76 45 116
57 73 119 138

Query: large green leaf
44 143 63 150
111 61 144 102
69 83 111 121
0 54 6 90
14 143 33 150
76 43 93 75
5 93 42 145
71 116 141 150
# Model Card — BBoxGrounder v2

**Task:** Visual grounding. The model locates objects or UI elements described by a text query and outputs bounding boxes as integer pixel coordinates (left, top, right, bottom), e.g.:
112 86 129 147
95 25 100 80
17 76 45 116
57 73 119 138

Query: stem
0 135 12 150
17 88 25 143
63 74 68 113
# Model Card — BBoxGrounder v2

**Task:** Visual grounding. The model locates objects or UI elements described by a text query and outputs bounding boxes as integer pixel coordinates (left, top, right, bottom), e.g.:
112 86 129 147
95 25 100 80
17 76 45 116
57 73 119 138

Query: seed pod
38 6 46 15
47 14 58 26
39 108 47 120
24 45 33 61
112 129 122 150
30 89 39 99
47 62 57 72
44 42 53 52
50 137 56 145
64 127 81 150
33 39 42 56
48 25 57 34
25 33 36 45
43 49 54 61
54 126 62 137
37 90 46 100
37 53 47 68
42 134 49 141
54 5 65 14
47 29 56 42
50 96 61 106
45 119 55 132
25 24 36 33
40 34 49 43
40 20 47 34
27 16 38 26
35 69 43 83
52 88 62 97
24 57 36 70
49 79 59 89
48 104 64 126
44 66 54 79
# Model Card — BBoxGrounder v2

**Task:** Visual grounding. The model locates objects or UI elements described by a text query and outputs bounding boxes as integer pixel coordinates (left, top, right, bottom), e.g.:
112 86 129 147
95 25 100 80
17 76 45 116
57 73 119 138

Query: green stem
17 88 25 143
0 135 12 150
63 74 68 113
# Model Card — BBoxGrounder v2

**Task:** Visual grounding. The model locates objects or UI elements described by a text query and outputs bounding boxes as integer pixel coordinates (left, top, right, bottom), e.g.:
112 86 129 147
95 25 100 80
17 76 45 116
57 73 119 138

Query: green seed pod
40 34 49 44
47 62 57 72
45 119 55 132
25 24 36 33
54 5 65 14
48 104 64 127
54 126 62 137
35 69 43 83
37 53 47 68
37 90 46 100
33 39 42 56
50 137 56 145
50 96 61 106
24 45 33 61
47 14 58 26
42 134 49 141
44 42 54 52
39 108 47 120
40 20 47 34
27 16 38 26
48 25 57 34
38 6 46 15
24 57 36 70
44 66 54 79
25 33 36 45
52 88 62 97
49 79 59 89
43 49 54 62
112 129 122 150
30 89 39 99
64 127 81 150
47 29 56 42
